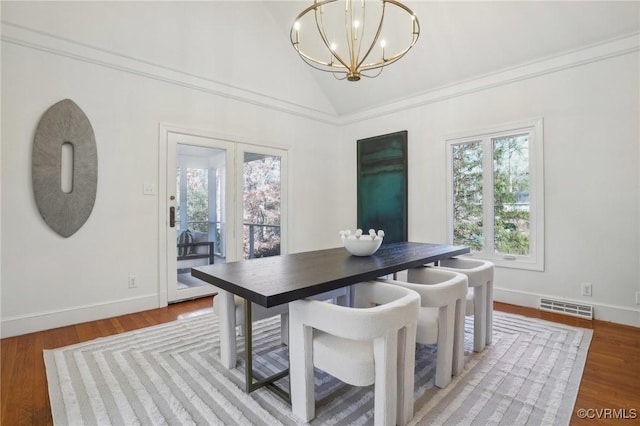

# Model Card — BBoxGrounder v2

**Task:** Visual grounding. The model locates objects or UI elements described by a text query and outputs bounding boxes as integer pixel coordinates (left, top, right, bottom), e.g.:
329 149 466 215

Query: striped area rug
44 311 591 425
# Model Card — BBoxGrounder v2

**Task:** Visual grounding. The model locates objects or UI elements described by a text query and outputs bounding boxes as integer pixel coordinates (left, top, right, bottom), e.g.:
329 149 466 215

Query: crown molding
2 21 638 127
0 21 340 125
339 32 640 125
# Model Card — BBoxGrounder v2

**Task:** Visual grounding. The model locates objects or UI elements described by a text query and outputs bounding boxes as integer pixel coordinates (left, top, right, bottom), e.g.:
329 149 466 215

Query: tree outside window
493 135 530 255
447 119 544 271
243 154 281 259
176 168 209 233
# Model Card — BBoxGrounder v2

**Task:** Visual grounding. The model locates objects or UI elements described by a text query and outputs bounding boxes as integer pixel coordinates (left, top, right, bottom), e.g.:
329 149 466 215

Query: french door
160 128 287 304
165 132 236 302
237 144 287 261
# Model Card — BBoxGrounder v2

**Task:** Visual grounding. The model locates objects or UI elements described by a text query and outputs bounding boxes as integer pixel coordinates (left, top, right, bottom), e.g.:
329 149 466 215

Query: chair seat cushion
416 307 439 344
312 331 374 387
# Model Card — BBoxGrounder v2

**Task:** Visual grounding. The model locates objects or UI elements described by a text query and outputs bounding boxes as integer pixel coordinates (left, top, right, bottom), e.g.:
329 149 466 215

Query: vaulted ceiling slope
264 0 640 116
3 1 639 121
1 1 339 118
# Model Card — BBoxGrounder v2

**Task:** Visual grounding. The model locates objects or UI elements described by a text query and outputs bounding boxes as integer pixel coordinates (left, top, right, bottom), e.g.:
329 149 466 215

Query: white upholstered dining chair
380 266 468 389
289 281 420 426
213 287 348 369
436 258 494 352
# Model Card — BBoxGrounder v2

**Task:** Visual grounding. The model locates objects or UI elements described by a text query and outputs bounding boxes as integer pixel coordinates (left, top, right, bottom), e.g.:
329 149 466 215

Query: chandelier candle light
291 0 420 81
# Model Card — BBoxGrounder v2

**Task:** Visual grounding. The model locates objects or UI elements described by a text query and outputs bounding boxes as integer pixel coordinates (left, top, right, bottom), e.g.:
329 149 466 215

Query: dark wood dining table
192 241 470 401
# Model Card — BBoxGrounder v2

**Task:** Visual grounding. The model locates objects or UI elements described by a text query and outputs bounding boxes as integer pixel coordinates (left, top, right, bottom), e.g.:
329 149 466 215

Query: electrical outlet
581 283 592 297
128 275 138 288
636 291 640 305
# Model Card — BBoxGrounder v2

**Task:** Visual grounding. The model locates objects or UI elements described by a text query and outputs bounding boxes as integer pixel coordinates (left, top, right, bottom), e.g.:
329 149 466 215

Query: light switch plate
143 183 156 195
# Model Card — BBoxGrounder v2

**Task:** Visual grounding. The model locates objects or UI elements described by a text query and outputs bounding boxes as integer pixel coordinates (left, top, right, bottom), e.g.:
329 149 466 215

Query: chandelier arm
298 51 349 74
350 1 356 69
292 31 331 69
358 26 419 71
290 0 335 44
356 0 385 70
290 0 350 71
290 0 420 81
359 3 420 71
354 0 366 69
315 3 332 61
385 0 418 21
360 66 384 78
344 0 357 72
314 0 351 70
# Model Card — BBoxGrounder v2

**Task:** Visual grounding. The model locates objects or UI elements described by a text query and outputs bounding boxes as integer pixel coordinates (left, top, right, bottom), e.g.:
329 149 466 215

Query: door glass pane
243 152 281 259
452 141 484 251
493 134 530 255
175 144 227 291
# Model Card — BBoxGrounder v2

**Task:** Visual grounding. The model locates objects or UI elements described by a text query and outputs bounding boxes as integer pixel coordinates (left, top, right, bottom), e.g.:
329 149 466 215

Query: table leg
244 298 253 392
243 299 291 403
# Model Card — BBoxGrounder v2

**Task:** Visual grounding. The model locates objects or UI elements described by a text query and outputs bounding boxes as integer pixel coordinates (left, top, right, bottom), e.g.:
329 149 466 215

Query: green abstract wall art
357 131 408 243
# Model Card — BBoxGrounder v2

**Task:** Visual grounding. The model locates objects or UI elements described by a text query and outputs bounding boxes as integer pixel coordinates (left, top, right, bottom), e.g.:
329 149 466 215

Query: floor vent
539 298 593 320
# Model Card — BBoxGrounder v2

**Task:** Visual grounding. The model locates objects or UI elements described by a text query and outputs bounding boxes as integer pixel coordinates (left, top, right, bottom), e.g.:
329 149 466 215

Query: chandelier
290 0 420 81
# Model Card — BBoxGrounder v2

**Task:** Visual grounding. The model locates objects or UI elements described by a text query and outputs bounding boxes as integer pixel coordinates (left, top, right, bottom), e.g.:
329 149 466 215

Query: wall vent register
539 298 593 320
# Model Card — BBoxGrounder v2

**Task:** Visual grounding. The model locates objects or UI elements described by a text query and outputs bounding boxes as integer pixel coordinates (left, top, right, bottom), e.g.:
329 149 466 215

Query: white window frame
445 118 544 271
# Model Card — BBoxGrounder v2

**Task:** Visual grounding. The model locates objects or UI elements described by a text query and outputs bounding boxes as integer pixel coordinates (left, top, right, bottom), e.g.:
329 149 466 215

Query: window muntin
446 119 544 271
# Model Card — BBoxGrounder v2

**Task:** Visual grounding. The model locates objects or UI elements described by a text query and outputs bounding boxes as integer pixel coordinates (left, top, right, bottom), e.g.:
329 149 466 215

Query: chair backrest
381 267 468 308
289 281 420 341
438 257 487 270
438 258 494 288
177 229 193 256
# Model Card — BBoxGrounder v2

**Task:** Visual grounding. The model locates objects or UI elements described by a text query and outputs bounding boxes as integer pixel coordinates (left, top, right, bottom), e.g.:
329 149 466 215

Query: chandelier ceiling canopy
290 0 420 82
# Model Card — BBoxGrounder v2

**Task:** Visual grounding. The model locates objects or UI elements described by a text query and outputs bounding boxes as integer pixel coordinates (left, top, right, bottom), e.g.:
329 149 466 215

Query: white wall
0 2 350 337
343 52 640 326
2 2 638 337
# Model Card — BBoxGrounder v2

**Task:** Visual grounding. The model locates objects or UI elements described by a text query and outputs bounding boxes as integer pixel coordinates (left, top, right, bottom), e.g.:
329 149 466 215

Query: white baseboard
0 294 159 338
2 288 637 338
494 287 640 328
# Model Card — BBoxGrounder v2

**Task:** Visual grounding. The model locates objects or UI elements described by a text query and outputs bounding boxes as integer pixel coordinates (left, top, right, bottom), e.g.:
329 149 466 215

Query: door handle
169 206 175 228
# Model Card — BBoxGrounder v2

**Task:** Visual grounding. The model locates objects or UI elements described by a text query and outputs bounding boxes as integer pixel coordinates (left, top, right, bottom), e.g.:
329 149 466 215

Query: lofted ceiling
2 1 637 120
264 1 640 116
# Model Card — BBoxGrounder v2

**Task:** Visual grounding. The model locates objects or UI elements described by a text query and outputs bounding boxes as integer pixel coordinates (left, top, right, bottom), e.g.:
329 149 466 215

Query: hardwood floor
1 298 638 425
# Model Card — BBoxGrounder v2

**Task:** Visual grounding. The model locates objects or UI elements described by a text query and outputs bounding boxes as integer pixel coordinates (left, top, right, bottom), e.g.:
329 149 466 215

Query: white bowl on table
340 229 384 256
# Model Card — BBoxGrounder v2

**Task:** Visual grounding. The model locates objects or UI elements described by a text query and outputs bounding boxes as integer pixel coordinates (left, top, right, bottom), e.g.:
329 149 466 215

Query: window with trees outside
243 153 282 259
446 118 544 271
